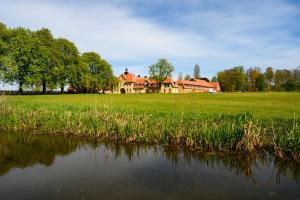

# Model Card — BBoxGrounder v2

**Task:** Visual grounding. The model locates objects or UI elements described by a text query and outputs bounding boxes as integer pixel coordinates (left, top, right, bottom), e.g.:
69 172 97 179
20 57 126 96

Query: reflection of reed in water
273 160 300 184
100 142 300 183
0 133 299 183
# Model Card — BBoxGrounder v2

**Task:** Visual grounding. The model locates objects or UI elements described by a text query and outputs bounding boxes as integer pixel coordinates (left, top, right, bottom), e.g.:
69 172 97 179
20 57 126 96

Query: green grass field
1 92 300 159
3 92 300 119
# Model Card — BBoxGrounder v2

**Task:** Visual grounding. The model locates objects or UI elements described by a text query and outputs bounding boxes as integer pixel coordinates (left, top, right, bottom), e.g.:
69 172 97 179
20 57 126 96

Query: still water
0 132 299 200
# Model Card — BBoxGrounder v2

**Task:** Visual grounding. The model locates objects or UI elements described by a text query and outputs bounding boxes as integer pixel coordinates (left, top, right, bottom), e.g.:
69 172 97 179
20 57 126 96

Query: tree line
0 22 117 94
212 66 300 92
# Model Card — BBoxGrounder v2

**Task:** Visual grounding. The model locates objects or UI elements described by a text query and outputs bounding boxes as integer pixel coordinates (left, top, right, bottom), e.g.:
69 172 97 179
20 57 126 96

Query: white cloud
0 0 299 80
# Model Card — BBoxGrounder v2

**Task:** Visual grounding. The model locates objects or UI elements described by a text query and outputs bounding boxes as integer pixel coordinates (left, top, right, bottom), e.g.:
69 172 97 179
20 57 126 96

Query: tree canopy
149 58 174 89
0 22 115 94
193 64 200 79
215 66 299 92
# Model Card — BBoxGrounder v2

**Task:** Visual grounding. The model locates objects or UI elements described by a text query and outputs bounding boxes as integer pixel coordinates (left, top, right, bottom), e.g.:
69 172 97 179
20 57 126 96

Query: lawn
1 92 300 159
3 92 300 119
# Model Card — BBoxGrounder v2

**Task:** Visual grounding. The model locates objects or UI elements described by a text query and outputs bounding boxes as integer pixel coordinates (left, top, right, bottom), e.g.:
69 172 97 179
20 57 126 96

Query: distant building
210 82 221 92
177 78 214 93
115 69 219 94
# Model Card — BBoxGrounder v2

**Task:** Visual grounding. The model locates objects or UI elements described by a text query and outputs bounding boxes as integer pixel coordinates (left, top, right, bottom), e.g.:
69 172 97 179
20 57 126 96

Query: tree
275 69 293 91
108 76 120 93
149 58 174 90
211 76 218 82
98 59 114 93
0 23 10 83
257 74 266 92
193 64 200 79
53 38 81 93
283 79 296 91
81 52 103 93
178 72 183 80
247 67 261 91
35 28 57 93
184 74 191 80
1 27 41 94
217 66 246 92
292 66 300 91
265 67 274 91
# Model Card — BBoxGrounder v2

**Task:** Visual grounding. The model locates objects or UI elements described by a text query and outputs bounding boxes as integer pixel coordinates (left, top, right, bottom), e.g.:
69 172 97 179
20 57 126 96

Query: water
0 132 299 200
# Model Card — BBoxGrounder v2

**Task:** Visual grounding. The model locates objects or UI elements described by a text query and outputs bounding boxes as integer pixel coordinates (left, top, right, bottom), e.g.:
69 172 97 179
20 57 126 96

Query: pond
0 132 299 200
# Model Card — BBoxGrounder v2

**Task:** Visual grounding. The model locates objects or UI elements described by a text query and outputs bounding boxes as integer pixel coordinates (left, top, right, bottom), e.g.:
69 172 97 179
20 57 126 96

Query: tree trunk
158 82 162 93
60 85 64 94
19 84 23 95
42 80 46 94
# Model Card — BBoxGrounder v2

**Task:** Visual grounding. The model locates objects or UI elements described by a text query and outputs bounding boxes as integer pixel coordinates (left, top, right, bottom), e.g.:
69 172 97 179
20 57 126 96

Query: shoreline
1 103 299 160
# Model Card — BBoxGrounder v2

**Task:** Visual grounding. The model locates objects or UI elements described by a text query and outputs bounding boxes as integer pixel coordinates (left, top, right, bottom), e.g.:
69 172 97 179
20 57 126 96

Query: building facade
115 69 219 94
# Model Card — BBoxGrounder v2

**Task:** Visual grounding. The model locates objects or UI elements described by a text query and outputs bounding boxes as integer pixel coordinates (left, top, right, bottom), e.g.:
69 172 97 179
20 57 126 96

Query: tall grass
1 94 299 160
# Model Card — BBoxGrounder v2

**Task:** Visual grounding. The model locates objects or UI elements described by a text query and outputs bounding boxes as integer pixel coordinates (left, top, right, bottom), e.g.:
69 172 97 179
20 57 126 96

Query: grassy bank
0 93 300 160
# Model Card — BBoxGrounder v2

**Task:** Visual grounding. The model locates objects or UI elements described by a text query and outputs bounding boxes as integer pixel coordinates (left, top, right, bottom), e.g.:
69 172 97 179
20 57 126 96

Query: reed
0 93 299 160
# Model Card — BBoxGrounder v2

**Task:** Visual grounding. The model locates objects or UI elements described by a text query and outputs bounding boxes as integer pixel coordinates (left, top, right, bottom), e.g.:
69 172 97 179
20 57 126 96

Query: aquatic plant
0 94 299 160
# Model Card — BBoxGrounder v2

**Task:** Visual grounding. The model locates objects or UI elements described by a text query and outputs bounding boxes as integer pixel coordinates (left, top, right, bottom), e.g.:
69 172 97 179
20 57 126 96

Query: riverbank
0 93 299 160
1 131 299 199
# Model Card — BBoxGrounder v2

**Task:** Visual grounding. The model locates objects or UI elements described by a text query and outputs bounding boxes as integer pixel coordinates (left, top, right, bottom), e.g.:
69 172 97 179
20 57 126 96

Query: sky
0 0 300 88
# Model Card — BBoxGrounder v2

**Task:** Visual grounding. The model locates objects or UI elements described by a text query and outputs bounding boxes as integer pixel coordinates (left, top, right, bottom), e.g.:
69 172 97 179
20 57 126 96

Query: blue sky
0 0 300 88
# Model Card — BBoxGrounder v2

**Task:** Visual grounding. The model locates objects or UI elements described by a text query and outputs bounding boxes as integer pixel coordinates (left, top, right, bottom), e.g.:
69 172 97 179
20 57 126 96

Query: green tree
292 66 300 90
81 52 102 93
1 27 41 93
178 72 183 80
257 74 266 91
247 67 261 91
211 76 218 82
184 74 191 80
53 38 81 93
265 67 274 91
217 66 246 92
193 64 200 79
149 58 174 90
109 76 120 93
98 59 114 93
0 23 10 83
35 28 57 93
283 79 296 91
68 58 89 93
275 69 293 91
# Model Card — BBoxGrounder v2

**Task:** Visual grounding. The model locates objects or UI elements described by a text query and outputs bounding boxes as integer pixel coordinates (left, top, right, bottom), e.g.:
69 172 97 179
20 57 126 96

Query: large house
115 69 220 94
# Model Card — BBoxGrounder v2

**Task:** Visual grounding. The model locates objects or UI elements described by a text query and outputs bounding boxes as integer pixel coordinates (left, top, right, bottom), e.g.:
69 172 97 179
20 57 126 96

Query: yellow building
116 69 218 94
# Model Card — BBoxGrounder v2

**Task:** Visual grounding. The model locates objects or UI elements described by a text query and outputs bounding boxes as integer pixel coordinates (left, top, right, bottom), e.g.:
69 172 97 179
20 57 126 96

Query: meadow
1 92 300 159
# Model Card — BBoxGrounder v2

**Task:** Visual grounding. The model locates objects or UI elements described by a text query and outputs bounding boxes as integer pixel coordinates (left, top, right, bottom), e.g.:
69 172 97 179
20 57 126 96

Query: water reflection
0 132 81 175
0 132 299 184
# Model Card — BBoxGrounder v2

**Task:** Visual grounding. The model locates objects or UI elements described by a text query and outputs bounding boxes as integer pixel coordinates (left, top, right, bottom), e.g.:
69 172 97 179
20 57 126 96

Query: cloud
0 0 299 79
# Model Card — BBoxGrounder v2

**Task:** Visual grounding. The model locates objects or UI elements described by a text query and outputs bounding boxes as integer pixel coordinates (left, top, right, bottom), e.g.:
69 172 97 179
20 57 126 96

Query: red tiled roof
119 71 178 88
210 82 220 88
177 79 213 88
146 79 157 84
126 73 136 82
163 78 172 83
119 73 136 82
135 77 145 84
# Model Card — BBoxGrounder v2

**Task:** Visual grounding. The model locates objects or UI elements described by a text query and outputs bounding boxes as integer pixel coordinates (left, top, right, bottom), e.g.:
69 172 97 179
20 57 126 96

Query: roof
119 72 136 83
135 77 145 84
177 79 213 88
146 79 157 84
210 82 220 88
